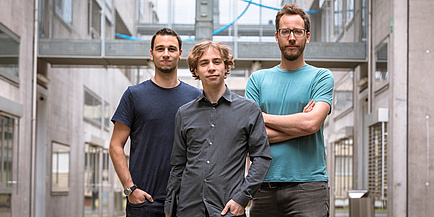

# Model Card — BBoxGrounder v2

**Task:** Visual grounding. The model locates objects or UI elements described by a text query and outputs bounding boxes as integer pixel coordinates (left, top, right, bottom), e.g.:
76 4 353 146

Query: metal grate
334 137 353 200
368 122 388 206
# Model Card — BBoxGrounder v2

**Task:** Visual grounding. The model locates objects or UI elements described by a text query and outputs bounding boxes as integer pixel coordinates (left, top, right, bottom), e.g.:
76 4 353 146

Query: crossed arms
263 100 331 144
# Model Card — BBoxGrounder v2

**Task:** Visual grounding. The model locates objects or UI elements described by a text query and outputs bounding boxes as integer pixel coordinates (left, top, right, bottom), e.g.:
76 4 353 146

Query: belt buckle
268 182 277 189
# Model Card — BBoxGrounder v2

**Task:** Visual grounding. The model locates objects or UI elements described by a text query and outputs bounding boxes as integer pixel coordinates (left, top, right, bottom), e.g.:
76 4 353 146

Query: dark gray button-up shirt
165 87 271 217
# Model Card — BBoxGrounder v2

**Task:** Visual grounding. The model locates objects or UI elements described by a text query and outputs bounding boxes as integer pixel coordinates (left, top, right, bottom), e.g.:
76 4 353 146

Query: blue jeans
126 199 165 217
250 182 330 217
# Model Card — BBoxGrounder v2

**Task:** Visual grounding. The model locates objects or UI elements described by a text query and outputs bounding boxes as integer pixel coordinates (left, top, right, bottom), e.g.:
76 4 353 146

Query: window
0 115 15 216
101 150 109 213
368 122 388 210
90 0 101 39
51 142 70 193
84 89 103 127
0 25 20 84
346 0 354 25
84 144 101 216
334 0 343 38
104 102 110 129
334 71 353 116
55 0 73 25
374 40 388 92
334 137 353 210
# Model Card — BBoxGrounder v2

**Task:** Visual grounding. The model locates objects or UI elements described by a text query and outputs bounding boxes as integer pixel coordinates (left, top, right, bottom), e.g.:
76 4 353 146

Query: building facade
1 0 434 217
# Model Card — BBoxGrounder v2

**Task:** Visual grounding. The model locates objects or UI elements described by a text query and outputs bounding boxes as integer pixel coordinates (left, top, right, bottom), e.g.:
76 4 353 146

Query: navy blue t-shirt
112 79 201 203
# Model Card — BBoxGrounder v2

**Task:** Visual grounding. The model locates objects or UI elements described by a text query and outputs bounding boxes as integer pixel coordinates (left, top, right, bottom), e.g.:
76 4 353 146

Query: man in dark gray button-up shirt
164 41 271 217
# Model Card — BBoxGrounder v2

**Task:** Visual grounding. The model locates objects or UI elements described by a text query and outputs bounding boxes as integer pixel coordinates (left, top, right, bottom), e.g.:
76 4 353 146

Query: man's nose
163 48 170 56
288 32 296 40
208 62 216 71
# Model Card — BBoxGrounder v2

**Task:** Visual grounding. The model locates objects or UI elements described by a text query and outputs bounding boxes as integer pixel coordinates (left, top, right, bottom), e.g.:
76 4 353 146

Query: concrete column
388 0 408 216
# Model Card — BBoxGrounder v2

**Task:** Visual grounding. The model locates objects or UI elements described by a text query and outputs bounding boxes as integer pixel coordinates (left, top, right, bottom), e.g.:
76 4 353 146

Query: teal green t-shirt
245 64 334 182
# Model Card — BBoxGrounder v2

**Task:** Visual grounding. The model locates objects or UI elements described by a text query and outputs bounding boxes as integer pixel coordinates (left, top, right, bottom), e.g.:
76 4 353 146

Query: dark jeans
126 199 165 217
250 181 330 217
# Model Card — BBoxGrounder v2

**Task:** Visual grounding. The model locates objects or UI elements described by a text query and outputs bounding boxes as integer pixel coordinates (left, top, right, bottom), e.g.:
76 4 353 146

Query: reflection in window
346 0 354 25
52 142 70 193
84 89 103 126
84 144 101 216
375 40 388 91
334 71 353 115
334 0 343 37
0 25 20 83
55 0 73 25
104 102 110 129
0 115 14 216
90 0 101 39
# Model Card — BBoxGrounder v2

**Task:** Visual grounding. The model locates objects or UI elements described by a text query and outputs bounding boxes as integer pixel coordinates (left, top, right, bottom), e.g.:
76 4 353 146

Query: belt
262 182 297 189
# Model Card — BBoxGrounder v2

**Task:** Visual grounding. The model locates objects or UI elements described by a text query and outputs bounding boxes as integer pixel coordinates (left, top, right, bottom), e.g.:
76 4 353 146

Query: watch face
124 188 132 196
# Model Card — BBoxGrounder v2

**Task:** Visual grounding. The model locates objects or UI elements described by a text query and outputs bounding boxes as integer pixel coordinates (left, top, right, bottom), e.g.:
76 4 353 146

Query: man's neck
203 84 226 104
152 71 179 88
279 56 306 71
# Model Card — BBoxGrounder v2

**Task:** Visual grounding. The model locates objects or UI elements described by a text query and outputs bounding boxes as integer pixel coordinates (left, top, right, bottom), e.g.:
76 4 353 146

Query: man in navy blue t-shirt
109 28 201 217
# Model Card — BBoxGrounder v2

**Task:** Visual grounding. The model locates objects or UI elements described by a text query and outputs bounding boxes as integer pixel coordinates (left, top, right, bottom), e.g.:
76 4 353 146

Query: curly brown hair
187 41 234 80
275 3 310 33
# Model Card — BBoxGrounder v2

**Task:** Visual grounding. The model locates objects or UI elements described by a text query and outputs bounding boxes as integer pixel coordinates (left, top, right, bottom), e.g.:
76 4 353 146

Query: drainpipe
30 0 39 216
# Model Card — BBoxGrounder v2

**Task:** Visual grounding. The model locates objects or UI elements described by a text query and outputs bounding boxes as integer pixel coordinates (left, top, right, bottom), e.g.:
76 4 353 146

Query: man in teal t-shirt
245 3 334 217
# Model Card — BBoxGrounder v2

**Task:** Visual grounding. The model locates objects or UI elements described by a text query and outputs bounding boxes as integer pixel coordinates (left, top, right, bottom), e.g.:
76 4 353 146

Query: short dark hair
151 28 182 50
275 3 311 33
187 41 234 80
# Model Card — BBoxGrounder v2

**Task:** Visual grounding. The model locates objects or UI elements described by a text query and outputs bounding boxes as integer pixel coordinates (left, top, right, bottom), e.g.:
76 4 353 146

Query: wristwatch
124 184 138 196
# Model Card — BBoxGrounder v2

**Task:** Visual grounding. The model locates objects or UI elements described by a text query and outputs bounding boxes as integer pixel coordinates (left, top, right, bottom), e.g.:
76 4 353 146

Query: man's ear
306 32 311 44
179 49 183 60
150 49 154 61
194 69 199 78
275 32 279 44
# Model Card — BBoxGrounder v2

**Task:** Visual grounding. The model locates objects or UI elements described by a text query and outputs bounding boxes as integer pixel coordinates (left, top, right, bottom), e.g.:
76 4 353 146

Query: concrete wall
0 0 34 216
408 0 434 216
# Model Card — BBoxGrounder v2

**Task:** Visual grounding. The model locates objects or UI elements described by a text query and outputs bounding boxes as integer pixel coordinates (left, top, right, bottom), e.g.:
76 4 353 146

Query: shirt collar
197 85 233 104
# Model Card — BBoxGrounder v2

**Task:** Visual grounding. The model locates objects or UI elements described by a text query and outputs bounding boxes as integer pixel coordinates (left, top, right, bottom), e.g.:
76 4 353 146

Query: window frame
51 141 70 194
0 24 20 84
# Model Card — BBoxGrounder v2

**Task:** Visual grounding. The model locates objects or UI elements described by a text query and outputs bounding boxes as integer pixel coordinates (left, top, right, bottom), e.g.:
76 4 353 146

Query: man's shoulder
179 81 201 92
251 66 279 76
231 93 260 109
128 80 150 92
305 64 332 75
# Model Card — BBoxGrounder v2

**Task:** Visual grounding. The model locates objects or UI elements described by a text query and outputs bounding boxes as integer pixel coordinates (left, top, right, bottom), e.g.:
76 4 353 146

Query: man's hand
303 99 315 113
165 213 169 217
221 199 244 216
128 188 154 204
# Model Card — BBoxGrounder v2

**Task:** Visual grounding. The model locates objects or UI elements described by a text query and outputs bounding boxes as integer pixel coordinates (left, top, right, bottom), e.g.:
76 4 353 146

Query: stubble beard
280 40 306 62
155 65 177 74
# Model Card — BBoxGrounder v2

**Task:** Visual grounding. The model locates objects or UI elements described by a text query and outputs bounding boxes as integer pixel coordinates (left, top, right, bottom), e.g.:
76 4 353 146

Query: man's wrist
124 184 138 196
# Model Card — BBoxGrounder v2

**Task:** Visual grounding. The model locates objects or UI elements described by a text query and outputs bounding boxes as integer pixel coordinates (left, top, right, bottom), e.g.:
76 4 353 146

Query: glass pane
0 116 14 189
84 90 102 126
374 40 388 90
0 194 11 217
51 142 70 192
0 26 20 83
333 71 353 115
84 145 101 216
55 0 72 24
104 102 110 128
